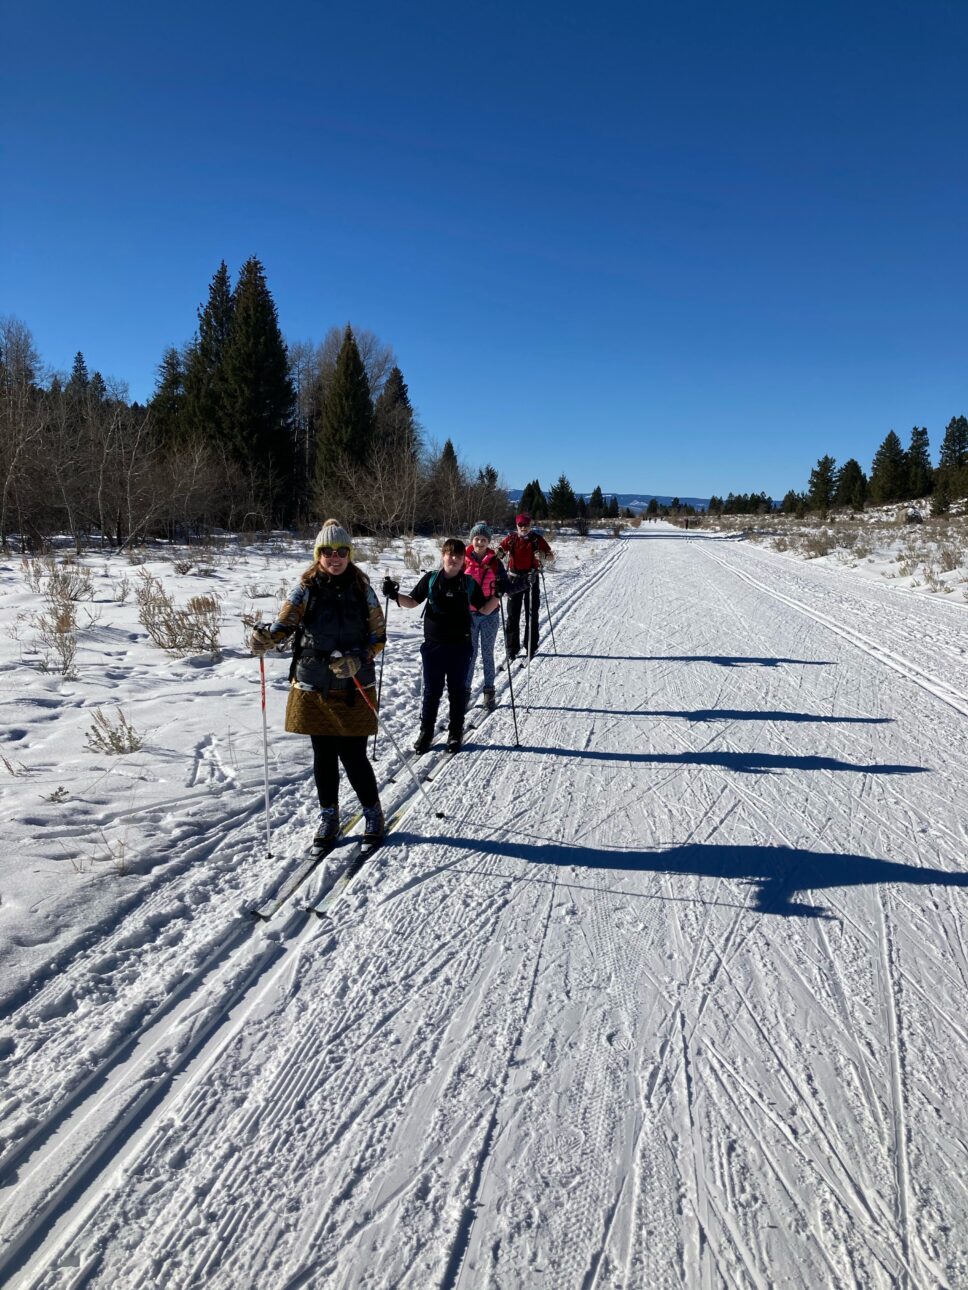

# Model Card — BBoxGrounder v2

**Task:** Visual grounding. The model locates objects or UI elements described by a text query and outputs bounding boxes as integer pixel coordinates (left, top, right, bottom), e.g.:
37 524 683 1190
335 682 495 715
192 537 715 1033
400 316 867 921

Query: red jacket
499 531 553 574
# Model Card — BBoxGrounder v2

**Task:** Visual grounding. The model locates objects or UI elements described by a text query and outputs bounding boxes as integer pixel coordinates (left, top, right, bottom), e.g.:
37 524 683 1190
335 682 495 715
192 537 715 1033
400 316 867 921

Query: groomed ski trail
5 528 968 1289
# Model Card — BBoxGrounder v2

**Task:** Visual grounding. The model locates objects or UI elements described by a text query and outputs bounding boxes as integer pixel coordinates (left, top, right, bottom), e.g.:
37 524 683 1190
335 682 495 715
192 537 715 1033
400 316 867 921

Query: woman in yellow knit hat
249 520 386 849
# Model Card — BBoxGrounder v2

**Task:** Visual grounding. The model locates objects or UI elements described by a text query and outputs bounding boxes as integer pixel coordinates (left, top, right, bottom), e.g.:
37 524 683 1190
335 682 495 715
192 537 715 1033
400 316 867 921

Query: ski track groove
7 533 968 1287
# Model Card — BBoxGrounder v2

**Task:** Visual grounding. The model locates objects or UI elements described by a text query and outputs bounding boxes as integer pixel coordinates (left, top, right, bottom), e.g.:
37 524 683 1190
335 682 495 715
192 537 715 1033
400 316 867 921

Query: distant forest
0 259 509 550
3 259 965 548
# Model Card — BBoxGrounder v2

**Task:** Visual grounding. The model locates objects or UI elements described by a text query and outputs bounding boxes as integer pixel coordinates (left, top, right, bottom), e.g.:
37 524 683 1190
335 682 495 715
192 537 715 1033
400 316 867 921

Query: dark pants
310 735 378 810
420 640 472 733
505 575 540 657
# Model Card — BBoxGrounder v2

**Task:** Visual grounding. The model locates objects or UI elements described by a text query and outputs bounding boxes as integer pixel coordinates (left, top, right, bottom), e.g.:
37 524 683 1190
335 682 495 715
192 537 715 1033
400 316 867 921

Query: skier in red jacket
498 513 554 659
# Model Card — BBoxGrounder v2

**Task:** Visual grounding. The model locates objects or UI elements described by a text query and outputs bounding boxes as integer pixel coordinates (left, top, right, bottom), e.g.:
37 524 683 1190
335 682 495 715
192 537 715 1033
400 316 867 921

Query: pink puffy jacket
464 548 503 603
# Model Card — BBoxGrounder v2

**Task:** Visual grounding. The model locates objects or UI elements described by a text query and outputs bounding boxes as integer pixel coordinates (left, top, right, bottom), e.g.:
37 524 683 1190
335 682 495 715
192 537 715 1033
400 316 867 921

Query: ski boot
446 727 463 754
413 725 434 755
362 803 385 852
313 806 340 850
482 687 496 712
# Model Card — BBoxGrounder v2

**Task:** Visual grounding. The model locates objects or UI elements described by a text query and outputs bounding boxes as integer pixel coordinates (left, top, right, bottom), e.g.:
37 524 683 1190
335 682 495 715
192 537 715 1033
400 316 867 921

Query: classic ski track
700 544 968 718
584 536 966 1284
4 543 621 1286
10 532 968 1288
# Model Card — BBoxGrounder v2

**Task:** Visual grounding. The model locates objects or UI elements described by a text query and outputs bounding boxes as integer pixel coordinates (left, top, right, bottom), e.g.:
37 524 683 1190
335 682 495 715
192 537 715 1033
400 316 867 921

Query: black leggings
310 735 378 810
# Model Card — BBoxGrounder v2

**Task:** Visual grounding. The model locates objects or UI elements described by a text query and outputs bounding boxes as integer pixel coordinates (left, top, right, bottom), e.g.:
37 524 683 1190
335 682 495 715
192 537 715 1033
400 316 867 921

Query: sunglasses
319 545 350 558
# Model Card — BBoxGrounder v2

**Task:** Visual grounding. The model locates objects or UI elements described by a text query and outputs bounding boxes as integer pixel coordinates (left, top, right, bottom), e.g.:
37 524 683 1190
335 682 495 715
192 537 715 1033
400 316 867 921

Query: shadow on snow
546 654 833 667
477 742 925 776
399 831 965 919
522 706 891 725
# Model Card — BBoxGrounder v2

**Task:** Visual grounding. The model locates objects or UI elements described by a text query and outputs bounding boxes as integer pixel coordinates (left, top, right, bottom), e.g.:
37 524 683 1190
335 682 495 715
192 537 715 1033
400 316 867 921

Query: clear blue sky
3 0 965 498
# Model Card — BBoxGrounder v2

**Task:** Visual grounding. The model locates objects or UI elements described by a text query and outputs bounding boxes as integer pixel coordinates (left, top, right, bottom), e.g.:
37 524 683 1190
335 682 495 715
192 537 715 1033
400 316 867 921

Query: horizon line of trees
793 418 968 519
0 259 512 550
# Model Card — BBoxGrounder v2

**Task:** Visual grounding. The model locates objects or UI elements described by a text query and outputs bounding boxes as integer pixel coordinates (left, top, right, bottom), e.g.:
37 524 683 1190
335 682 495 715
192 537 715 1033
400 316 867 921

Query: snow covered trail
5 529 968 1289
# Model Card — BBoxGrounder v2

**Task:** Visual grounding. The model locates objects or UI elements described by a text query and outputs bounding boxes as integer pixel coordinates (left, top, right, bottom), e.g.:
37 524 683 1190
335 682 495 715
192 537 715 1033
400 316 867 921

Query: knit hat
313 518 353 559
515 512 532 527
469 521 492 539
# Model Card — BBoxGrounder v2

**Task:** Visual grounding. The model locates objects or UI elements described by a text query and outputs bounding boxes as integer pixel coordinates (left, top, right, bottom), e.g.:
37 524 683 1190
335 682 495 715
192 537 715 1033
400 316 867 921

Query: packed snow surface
1 524 967 1288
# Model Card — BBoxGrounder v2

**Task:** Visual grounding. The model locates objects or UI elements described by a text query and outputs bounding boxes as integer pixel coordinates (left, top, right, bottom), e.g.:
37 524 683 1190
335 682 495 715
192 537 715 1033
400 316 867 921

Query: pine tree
905 426 933 499
834 459 867 511
315 325 374 488
605 494 621 518
646 497 659 516
868 430 908 504
221 256 295 486
808 455 837 514
937 415 968 499
548 473 577 520
66 351 89 400
183 261 234 444
588 484 604 518
150 347 188 446
373 365 418 461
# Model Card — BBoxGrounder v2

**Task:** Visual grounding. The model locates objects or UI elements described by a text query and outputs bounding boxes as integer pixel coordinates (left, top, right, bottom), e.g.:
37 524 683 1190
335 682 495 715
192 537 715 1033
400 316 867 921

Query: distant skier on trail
249 520 387 851
463 521 509 712
383 537 498 755
498 512 555 660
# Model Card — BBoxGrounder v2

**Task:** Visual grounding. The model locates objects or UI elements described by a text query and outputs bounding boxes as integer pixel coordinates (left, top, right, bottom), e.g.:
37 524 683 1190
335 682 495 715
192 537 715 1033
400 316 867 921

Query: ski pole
371 595 391 760
350 672 444 819
258 653 273 857
539 565 557 653
498 597 520 746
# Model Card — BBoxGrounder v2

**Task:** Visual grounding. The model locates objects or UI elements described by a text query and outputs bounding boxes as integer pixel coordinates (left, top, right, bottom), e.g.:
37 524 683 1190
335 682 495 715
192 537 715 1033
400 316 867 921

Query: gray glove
329 651 361 680
249 625 276 655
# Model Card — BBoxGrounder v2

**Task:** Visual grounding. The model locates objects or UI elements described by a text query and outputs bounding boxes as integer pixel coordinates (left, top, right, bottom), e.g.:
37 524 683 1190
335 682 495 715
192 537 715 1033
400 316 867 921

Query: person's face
516 522 532 536
318 545 350 573
441 549 464 575
471 533 489 554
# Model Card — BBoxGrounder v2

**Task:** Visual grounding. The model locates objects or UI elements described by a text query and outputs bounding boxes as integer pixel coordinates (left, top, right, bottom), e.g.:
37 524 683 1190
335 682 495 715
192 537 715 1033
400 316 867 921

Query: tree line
793 419 968 518
0 258 509 549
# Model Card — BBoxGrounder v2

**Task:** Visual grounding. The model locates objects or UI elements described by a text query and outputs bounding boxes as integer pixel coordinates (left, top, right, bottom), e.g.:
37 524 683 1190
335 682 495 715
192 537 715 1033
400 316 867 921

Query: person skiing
248 519 387 851
498 512 554 659
463 521 509 712
382 537 498 754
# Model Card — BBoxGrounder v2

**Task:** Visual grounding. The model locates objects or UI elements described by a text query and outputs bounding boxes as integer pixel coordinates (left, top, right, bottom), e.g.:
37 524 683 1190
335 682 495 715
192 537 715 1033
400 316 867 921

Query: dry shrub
34 592 78 678
938 544 962 573
136 571 222 657
85 707 144 755
802 532 833 559
403 539 421 574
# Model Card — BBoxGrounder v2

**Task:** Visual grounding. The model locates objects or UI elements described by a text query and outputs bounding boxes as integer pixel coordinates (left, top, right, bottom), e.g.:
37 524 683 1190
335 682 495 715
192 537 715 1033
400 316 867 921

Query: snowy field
1 522 967 1288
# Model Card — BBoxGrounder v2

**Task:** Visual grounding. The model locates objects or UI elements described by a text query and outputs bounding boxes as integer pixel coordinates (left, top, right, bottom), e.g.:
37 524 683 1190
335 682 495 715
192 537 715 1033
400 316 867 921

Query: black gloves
382 576 400 602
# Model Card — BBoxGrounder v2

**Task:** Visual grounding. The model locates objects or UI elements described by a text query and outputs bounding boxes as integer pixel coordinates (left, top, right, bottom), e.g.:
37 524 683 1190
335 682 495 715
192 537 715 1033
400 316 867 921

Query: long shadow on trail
548 654 833 666
479 742 925 776
524 707 891 725
398 832 966 919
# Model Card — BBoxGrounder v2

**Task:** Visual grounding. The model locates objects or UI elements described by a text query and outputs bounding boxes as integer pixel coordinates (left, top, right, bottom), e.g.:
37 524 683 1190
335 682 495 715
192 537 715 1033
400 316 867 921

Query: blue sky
3 0 965 498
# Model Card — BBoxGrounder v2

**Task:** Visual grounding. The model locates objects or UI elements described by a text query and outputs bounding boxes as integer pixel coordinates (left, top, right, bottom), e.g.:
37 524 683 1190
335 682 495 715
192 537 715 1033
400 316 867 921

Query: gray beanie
469 521 492 539
313 518 353 559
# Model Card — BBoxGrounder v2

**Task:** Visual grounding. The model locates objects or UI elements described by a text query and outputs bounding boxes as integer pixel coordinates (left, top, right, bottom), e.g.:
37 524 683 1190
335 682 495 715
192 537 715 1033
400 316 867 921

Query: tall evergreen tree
937 414 968 499
184 260 234 443
66 351 89 400
868 430 908 504
834 458 867 511
808 455 837 514
373 365 417 461
150 346 188 446
905 426 933 499
315 325 374 488
588 484 605 518
548 473 577 520
605 494 621 518
221 256 294 484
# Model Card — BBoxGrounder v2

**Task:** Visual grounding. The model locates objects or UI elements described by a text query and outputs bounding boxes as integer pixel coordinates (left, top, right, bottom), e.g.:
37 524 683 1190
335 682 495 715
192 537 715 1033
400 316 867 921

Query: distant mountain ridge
508 489 710 513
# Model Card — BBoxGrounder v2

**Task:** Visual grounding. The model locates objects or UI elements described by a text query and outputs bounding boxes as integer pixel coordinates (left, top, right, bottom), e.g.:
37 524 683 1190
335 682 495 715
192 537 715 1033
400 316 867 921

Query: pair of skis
250 815 383 922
